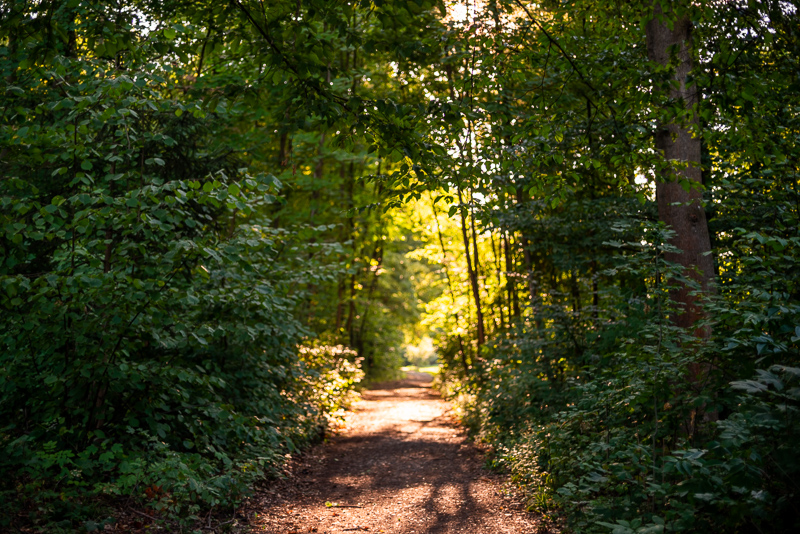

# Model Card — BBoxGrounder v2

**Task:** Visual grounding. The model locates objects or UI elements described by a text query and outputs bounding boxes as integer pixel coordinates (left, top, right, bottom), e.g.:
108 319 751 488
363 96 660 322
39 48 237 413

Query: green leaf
731 380 768 394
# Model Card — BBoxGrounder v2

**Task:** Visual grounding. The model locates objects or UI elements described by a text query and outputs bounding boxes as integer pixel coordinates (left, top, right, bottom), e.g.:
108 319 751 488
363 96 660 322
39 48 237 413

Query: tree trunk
515 187 537 311
646 3 717 439
470 191 494 333
430 194 471 375
458 186 485 349
358 238 384 371
504 233 520 318
646 4 714 337
490 230 505 331
591 260 599 323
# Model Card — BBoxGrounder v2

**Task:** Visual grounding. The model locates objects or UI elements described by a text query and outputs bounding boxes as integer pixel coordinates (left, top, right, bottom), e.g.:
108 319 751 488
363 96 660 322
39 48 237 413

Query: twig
130 509 161 522
512 0 611 120
202 518 236 530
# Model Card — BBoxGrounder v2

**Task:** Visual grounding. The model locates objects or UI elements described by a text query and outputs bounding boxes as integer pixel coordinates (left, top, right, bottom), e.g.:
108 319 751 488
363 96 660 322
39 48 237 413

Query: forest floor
239 372 555 534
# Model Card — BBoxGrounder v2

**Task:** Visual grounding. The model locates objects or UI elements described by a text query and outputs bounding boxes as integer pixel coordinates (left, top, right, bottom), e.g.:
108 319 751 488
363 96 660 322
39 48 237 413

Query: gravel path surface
243 372 551 533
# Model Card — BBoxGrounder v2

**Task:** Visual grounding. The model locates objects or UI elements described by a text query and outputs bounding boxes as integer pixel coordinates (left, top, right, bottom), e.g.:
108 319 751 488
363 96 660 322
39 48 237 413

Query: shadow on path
243 373 547 534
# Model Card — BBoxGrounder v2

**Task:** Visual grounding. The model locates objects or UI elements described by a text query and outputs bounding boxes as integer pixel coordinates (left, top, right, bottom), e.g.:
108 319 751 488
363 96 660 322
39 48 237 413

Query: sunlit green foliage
2 0 799 532
0 0 390 529
422 2 800 534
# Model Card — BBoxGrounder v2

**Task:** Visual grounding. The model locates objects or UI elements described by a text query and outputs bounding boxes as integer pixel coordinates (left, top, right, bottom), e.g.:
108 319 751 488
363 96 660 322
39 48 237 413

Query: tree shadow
302 386 496 532
316 432 490 532
251 379 519 533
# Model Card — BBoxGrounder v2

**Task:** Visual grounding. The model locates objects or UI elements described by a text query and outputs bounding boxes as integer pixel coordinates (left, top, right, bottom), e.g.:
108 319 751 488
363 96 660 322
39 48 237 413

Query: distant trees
417 2 800 533
1 0 799 532
0 0 424 528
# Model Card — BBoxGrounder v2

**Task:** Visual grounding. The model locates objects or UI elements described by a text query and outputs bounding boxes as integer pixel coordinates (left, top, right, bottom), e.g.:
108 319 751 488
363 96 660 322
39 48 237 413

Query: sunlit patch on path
243 372 550 533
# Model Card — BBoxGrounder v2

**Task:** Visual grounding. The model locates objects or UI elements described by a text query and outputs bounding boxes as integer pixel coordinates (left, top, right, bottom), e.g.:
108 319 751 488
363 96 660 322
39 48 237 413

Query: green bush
0 14 363 529
451 221 800 534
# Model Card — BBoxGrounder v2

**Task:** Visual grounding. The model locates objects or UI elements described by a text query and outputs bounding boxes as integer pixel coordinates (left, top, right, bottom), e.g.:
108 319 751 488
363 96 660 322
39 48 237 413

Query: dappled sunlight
403 336 438 367
3 0 797 532
243 376 540 533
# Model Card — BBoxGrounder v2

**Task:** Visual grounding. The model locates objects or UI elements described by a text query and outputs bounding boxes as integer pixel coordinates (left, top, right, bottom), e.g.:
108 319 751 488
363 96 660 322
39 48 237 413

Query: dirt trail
244 372 548 533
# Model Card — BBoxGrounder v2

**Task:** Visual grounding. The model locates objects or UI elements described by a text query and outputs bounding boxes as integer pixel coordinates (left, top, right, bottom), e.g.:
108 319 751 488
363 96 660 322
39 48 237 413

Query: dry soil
242 372 551 534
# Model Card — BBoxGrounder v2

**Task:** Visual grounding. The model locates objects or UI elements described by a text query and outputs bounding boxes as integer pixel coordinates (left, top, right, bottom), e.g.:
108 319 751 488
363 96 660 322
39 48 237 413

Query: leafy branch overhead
1 0 799 533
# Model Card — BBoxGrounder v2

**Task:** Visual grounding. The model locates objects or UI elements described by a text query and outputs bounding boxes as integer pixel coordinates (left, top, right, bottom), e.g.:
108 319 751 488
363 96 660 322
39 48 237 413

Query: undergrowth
444 223 800 534
0 344 362 532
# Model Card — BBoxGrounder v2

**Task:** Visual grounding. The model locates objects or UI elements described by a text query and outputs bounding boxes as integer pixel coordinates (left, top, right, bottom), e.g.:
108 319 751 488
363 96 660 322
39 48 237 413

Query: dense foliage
419 2 800 534
2 0 799 532
0 0 387 529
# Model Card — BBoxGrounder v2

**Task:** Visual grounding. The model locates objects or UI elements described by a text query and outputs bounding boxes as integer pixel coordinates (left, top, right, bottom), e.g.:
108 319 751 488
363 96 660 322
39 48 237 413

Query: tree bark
458 186 485 349
430 194 471 375
490 230 505 331
504 233 520 318
646 4 714 336
515 187 537 311
358 235 384 371
647 3 717 439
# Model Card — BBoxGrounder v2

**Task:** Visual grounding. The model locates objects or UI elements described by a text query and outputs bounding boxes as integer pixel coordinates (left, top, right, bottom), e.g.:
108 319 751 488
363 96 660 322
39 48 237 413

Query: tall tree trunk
335 162 355 334
458 186 485 349
646 5 715 336
504 233 520 318
646 3 716 439
358 238 384 371
490 230 505 331
346 273 356 344
515 187 537 312
430 194 471 375
470 191 494 333
591 259 599 323
570 269 581 314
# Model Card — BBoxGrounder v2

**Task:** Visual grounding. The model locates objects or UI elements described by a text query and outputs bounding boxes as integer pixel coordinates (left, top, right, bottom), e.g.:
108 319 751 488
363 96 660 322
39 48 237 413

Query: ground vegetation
1 0 799 532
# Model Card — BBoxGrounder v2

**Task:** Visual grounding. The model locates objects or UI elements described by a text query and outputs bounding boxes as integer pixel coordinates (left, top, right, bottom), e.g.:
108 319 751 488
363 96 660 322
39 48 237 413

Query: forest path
243 372 548 533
